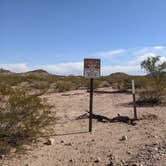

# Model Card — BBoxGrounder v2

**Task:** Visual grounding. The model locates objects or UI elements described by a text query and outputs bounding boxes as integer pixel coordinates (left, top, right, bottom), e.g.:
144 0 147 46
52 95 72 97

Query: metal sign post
84 59 100 132
132 80 137 120
89 78 94 132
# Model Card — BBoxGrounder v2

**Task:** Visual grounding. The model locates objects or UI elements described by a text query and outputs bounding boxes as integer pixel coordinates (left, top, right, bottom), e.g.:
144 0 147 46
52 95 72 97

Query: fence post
132 80 137 120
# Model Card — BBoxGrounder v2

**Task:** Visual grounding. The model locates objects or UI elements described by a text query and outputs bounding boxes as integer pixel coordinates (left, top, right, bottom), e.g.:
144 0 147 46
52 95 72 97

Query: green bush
0 84 14 96
0 87 54 155
55 80 72 92
86 79 100 90
138 56 166 104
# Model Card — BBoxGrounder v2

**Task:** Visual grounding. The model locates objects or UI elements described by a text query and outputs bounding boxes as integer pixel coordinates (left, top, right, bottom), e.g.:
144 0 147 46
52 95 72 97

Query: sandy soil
1 88 166 166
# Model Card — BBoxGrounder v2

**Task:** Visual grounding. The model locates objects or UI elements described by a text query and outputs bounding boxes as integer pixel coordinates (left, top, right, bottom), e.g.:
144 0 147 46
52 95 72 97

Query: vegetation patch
0 85 55 155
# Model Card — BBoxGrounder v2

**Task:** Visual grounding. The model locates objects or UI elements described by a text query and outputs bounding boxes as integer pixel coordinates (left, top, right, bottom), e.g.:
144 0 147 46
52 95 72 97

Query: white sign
84 59 100 78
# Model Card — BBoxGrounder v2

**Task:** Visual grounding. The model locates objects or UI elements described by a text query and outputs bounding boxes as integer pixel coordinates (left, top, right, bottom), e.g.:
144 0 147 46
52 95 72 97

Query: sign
84 59 101 78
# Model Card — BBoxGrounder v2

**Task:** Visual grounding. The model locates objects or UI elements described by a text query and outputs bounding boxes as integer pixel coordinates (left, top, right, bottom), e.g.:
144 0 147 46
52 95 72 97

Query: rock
108 161 114 166
154 147 158 151
121 160 125 164
121 135 128 141
44 138 55 145
127 151 132 154
69 159 73 162
107 154 115 160
60 140 64 143
10 148 17 153
0 155 5 159
94 157 101 163
32 139 36 143
23 145 31 150
65 143 72 146
131 163 139 166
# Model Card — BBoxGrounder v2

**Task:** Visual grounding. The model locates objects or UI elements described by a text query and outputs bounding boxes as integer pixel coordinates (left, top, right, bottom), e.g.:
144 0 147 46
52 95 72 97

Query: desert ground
1 88 166 166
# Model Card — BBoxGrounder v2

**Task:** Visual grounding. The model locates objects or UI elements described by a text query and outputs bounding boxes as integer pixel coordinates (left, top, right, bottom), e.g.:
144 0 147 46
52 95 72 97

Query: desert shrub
137 77 166 105
86 79 100 90
119 78 132 90
67 77 89 90
0 87 54 155
55 80 72 92
99 81 110 88
138 89 163 105
110 76 132 90
138 56 166 104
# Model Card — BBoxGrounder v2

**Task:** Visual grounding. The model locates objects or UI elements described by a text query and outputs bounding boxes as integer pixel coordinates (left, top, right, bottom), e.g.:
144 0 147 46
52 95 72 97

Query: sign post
84 59 100 132
132 80 137 120
89 78 93 132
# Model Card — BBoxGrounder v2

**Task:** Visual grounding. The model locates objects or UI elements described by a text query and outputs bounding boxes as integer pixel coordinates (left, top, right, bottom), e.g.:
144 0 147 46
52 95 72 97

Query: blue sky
0 0 166 75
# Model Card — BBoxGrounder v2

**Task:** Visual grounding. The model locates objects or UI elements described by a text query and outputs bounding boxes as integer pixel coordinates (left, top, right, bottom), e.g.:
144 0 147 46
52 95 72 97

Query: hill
0 68 13 75
109 72 129 77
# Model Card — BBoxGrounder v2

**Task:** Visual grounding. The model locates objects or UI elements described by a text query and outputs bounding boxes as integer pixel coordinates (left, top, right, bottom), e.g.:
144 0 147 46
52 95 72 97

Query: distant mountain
23 69 49 76
0 68 13 75
109 72 129 77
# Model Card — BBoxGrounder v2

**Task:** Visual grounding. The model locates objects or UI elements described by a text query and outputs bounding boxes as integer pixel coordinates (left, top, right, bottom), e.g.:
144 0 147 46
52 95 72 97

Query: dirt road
1 88 166 166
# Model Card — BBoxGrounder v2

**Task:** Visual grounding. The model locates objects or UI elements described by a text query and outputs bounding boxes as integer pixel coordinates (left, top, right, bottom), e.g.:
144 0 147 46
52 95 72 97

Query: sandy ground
1 88 166 166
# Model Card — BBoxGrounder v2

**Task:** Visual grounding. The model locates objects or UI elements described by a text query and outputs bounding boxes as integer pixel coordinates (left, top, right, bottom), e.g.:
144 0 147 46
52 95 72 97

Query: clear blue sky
0 0 166 75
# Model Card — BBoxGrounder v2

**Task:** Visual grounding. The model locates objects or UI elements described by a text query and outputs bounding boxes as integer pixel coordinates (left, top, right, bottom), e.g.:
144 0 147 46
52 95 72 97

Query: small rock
23 145 31 150
10 148 17 153
121 135 128 141
107 161 114 166
107 154 115 160
69 159 73 162
94 157 101 163
132 163 139 166
91 139 95 142
60 140 64 143
154 147 158 151
121 160 126 165
32 139 36 143
127 151 132 154
0 155 5 159
65 143 72 146
44 138 55 145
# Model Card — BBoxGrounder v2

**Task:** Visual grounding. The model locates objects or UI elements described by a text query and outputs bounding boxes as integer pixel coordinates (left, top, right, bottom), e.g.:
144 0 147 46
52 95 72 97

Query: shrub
0 87 54 155
86 79 100 90
0 84 14 96
55 80 72 92
109 76 131 90
139 56 166 104
138 90 163 105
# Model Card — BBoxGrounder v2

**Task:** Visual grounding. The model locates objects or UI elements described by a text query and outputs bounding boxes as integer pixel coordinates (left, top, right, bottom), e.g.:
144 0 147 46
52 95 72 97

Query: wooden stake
132 80 137 120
